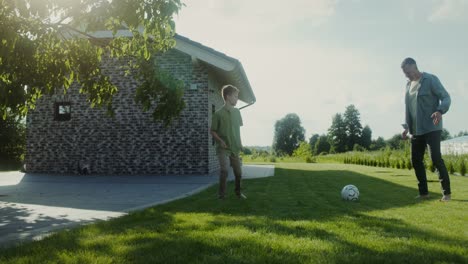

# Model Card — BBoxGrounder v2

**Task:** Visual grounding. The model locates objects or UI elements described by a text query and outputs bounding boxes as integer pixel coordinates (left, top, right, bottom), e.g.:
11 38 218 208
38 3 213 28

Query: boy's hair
221 85 239 100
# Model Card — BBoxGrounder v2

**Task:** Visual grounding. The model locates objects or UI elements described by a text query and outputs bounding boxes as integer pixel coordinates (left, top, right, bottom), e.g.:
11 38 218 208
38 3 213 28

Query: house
25 32 256 175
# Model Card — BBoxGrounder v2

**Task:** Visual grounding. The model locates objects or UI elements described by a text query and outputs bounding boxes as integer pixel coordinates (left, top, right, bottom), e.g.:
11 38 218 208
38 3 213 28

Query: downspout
239 100 256 110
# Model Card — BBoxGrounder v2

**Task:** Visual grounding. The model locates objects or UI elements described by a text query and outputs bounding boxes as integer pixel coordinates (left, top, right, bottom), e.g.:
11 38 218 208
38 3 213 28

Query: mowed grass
1 163 467 263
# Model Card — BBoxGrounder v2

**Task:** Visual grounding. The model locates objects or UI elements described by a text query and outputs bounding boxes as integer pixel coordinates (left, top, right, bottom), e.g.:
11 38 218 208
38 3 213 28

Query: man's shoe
415 194 430 200
237 193 247 199
440 194 451 202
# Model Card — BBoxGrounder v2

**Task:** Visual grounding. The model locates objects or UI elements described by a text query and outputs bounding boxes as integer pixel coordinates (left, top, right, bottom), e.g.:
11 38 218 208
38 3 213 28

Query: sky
175 0 468 146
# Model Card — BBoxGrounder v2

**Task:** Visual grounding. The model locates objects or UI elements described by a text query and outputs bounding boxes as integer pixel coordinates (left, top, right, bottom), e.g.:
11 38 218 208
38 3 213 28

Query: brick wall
208 70 226 175
26 49 220 175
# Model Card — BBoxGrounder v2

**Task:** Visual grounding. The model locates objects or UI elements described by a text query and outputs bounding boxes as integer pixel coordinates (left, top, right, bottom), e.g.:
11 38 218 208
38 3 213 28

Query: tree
0 111 25 168
455 130 468 138
272 113 305 156
314 134 331 155
293 141 313 161
441 128 451 141
360 125 372 149
328 113 347 153
387 133 405 150
343 104 363 150
1 0 184 126
308 133 319 154
241 147 252 155
370 136 386 151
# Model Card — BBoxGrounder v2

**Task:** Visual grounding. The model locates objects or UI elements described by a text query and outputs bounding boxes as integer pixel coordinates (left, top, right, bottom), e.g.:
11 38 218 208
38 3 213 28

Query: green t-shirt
211 106 243 155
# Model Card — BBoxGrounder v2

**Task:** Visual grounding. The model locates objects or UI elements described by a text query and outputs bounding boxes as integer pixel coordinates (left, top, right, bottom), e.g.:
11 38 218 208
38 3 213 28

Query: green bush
460 160 467 176
293 141 313 162
353 144 366 152
407 159 413 170
447 161 455 174
269 156 277 163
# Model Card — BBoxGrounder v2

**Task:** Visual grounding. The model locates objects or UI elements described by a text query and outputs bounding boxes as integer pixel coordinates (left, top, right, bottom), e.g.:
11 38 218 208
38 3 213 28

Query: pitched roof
88 30 256 105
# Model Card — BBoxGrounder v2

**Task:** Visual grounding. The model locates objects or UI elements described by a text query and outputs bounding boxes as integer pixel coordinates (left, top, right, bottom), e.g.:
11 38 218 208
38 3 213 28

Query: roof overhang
87 30 256 105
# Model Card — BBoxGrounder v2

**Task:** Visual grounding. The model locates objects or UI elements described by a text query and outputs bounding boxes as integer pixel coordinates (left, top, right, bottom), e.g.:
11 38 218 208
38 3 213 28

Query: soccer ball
341 185 359 201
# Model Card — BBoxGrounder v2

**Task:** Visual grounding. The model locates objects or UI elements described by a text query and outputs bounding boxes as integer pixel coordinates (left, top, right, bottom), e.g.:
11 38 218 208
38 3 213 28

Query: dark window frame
54 102 72 121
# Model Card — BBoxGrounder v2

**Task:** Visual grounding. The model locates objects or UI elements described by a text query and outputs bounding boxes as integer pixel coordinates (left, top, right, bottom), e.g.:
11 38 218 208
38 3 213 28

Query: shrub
353 144 366 152
447 161 455 174
460 160 467 176
293 141 313 161
407 159 413 170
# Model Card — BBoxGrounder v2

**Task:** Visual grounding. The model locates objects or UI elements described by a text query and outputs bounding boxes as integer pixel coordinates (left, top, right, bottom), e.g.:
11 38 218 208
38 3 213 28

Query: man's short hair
401 57 417 68
221 85 239 100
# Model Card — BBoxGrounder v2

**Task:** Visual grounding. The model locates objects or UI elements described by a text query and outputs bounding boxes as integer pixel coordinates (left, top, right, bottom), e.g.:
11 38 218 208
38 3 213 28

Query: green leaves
134 58 185 127
273 113 306 156
0 0 184 125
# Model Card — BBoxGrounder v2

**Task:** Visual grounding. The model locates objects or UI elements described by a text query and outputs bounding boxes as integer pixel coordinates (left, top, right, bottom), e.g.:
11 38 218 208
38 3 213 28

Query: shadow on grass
167 168 445 221
0 167 466 263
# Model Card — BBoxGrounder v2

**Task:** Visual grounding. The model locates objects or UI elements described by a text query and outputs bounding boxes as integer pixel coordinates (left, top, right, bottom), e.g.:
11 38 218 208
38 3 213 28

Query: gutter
239 100 256 110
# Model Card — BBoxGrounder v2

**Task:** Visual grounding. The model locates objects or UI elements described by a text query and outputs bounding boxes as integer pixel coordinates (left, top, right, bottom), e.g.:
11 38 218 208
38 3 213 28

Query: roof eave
87 30 256 104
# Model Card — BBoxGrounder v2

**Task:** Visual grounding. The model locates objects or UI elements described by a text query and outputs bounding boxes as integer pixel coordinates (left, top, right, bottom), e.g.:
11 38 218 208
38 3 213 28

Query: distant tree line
270 105 461 157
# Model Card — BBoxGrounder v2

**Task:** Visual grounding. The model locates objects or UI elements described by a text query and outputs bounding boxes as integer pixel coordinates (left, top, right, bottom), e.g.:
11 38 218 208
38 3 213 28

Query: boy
210 85 246 199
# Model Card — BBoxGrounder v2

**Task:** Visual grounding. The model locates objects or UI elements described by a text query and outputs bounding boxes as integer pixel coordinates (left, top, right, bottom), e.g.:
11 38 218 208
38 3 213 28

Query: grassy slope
1 163 467 263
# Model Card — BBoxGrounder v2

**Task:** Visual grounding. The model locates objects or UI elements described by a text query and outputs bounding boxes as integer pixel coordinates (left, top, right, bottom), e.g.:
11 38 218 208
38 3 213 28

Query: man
401 57 452 201
210 85 247 200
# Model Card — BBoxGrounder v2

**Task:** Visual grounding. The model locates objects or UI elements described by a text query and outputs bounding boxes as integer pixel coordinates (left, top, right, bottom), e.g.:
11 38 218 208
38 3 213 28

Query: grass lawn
1 163 467 263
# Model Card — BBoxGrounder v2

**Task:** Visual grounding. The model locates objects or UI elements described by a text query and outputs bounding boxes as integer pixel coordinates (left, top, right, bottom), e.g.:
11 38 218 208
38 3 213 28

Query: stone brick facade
26 49 225 175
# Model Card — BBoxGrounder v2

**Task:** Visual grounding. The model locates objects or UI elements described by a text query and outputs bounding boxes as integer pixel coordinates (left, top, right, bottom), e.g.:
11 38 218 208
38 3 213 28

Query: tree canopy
360 125 372 149
0 110 25 166
328 113 347 153
0 0 184 125
343 104 363 150
272 113 305 156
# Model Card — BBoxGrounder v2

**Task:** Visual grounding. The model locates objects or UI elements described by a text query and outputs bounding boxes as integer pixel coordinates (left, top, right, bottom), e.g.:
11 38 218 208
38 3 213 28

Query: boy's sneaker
237 193 247 199
415 194 430 200
440 195 451 202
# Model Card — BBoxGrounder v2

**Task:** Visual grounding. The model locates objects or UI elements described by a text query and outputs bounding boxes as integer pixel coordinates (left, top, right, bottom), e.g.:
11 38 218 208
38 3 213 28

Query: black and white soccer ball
341 184 359 201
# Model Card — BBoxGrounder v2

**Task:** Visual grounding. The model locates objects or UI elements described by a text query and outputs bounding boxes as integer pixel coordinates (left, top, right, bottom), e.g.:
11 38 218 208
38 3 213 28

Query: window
54 102 71 121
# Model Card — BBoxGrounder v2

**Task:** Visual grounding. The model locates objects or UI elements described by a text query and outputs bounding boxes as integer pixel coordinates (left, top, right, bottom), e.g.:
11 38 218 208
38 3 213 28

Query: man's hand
431 111 442 125
402 129 409 140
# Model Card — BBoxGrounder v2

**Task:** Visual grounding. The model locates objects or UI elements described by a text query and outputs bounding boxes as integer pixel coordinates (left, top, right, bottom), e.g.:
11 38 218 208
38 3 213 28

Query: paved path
0 165 274 248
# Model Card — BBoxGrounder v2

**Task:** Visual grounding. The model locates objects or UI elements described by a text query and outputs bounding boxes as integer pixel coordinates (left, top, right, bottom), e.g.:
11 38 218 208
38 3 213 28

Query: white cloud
177 0 338 41
429 0 468 22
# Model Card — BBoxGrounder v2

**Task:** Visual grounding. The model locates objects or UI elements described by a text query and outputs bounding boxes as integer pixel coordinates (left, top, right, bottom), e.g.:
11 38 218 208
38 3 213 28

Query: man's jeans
411 130 451 195
217 148 242 198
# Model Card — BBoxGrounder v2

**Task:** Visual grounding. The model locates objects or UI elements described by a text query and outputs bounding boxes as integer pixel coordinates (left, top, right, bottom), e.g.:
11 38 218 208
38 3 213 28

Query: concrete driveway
0 165 274 248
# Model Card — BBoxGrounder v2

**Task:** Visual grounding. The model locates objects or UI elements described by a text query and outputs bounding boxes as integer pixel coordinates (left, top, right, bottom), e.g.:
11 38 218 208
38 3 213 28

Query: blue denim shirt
404 72 451 136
